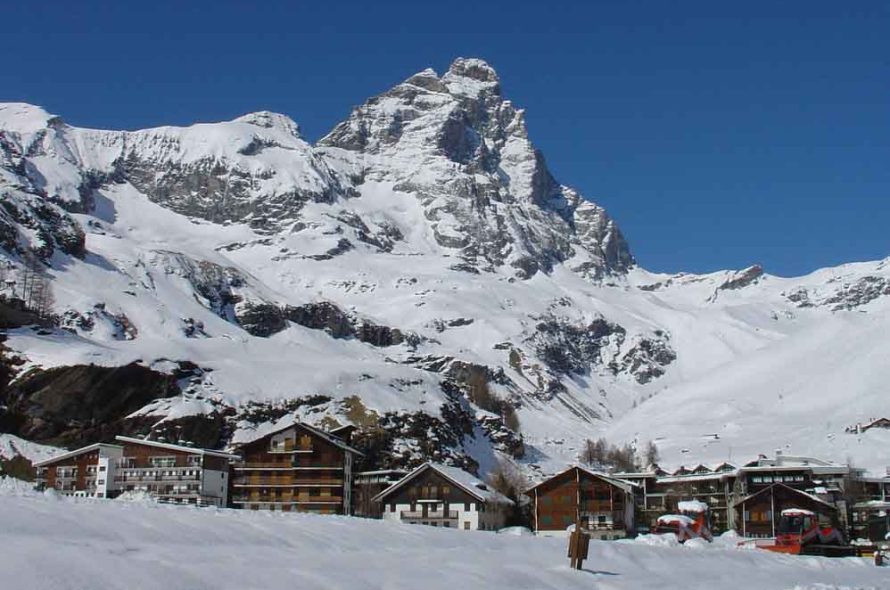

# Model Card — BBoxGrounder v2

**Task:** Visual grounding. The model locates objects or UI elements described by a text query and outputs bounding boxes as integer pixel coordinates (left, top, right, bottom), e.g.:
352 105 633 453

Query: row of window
749 474 805 484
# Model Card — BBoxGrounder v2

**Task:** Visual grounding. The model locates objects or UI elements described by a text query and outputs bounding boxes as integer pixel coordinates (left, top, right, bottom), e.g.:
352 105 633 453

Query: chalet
526 466 636 539
34 443 123 498
353 469 408 518
229 421 362 514
373 463 513 531
34 437 237 506
733 483 839 538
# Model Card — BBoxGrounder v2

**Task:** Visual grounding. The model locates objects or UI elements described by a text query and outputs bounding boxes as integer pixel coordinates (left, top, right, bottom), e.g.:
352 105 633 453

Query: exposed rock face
526 314 675 384
718 265 764 291
0 362 181 446
785 275 890 311
319 58 633 278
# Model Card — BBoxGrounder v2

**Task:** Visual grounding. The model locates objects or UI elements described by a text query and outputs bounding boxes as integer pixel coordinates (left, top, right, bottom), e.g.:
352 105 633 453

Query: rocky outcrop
0 362 182 446
526 314 675 384
785 275 890 311
718 265 764 291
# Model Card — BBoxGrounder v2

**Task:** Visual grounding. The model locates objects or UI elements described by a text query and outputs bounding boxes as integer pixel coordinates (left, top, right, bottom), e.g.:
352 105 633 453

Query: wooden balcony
232 495 343 505
233 479 343 487
401 510 459 520
268 440 314 454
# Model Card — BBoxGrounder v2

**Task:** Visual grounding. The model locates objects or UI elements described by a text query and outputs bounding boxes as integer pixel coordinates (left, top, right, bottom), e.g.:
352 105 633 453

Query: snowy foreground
1 480 885 590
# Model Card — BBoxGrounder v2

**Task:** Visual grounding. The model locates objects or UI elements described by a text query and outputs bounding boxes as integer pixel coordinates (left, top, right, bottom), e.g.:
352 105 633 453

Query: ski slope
0 479 885 590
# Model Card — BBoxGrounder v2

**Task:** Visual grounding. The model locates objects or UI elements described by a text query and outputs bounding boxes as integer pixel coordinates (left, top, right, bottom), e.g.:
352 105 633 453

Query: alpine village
20 415 890 556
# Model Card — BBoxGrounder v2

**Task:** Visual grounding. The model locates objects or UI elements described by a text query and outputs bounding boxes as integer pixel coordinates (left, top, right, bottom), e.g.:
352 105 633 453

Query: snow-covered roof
677 500 709 514
526 465 638 495
657 472 734 484
115 436 240 460
657 514 695 526
372 462 513 505
33 443 123 467
781 508 815 517
228 421 362 456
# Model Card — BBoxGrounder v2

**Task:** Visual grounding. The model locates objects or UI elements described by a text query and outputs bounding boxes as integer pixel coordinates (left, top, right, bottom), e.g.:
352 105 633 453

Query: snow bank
0 491 885 590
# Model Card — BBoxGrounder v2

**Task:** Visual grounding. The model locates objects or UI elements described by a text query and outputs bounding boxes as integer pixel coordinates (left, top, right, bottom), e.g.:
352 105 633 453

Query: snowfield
0 480 886 590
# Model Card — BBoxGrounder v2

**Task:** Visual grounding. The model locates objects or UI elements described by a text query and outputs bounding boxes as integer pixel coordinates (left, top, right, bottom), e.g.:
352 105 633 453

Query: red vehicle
764 508 851 556
654 500 713 542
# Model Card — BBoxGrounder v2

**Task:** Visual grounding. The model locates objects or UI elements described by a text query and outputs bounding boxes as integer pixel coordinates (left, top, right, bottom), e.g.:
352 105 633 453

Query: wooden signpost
567 521 590 570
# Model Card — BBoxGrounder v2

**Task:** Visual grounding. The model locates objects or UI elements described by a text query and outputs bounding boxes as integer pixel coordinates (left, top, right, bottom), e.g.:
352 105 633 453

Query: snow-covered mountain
1 58 888 477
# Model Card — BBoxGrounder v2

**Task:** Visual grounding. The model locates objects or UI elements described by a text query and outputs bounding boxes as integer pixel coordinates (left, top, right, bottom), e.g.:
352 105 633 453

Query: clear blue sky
2 1 888 276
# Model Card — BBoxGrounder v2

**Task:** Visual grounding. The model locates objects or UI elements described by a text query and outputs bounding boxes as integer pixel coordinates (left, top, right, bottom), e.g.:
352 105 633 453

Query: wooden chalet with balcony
113 436 238 506
34 443 123 498
34 437 237 506
229 421 362 514
373 462 513 531
733 482 839 538
526 466 637 539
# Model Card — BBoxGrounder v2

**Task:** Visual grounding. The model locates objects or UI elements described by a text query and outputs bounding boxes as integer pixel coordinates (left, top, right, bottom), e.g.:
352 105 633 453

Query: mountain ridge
1 59 888 478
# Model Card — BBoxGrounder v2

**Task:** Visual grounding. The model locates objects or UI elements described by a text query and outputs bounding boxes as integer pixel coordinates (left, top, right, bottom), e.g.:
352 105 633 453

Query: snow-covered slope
1 58 889 477
1 484 885 590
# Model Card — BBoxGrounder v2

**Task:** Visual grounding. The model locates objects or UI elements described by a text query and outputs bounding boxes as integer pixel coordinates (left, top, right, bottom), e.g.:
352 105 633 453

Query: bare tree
642 440 660 468
30 273 55 319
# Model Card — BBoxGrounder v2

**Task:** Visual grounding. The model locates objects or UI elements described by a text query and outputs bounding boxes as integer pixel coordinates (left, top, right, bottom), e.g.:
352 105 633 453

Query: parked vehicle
654 500 713 542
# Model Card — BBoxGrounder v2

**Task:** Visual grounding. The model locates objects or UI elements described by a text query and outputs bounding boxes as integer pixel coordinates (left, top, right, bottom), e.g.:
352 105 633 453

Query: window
97 480 105 486
98 466 106 472
465 502 471 512
464 522 471 530
442 485 450 496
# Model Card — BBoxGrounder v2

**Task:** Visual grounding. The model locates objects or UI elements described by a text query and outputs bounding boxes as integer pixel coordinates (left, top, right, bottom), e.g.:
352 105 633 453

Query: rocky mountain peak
233 111 301 137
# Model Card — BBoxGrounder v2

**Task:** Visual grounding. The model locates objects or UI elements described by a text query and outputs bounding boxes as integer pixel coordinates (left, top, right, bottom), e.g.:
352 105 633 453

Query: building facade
526 466 636 539
34 443 123 498
229 422 361 514
373 463 513 531
353 469 408 518
34 437 236 506
113 436 237 506
733 483 840 538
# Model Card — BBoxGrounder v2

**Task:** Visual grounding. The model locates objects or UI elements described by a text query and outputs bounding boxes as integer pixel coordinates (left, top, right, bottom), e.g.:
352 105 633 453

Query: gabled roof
33 443 123 467
228 420 363 456
372 462 513 505
732 482 837 511
525 465 637 495
115 436 241 460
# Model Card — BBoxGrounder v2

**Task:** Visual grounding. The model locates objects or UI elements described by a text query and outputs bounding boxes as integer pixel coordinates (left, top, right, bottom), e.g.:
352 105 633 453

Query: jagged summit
446 57 500 83
233 111 301 136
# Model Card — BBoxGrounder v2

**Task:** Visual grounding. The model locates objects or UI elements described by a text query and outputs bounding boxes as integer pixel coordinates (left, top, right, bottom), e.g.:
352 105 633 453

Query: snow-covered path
0 481 885 590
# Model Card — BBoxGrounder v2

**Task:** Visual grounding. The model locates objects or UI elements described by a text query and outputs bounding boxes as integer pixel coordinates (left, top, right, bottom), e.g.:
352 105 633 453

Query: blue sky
2 1 887 276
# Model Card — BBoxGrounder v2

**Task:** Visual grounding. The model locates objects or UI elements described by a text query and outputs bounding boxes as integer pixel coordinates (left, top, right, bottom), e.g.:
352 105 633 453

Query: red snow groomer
654 500 713 542
764 508 853 556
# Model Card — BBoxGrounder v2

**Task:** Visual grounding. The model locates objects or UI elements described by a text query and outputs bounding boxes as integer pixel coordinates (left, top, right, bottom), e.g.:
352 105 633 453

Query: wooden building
526 466 636 539
34 437 237 506
373 463 513 531
113 436 237 506
353 469 408 518
229 421 362 514
733 483 839 538
34 443 123 498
